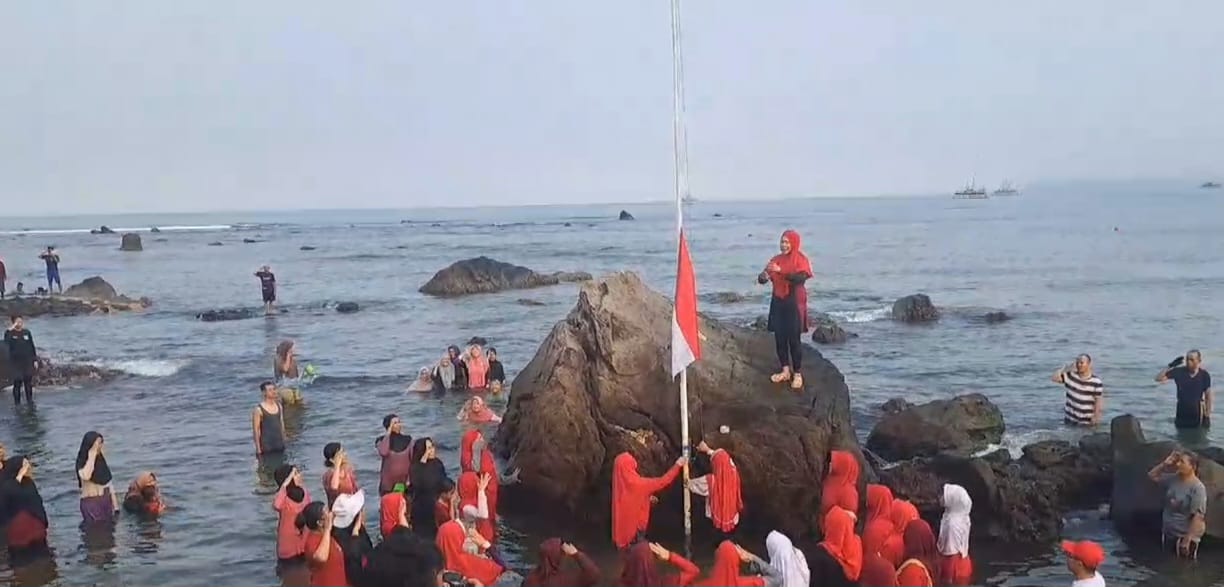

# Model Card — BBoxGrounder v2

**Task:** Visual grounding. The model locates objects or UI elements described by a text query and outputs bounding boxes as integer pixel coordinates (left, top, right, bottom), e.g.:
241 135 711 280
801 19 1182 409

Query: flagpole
669 0 693 558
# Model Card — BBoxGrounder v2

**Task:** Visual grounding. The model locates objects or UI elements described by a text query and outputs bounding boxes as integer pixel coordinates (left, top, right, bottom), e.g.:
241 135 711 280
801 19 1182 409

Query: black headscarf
273 463 305 503
377 414 413 453
75 431 112 486
408 437 449 537
323 442 342 468
332 518 374 586
0 456 48 527
360 527 442 587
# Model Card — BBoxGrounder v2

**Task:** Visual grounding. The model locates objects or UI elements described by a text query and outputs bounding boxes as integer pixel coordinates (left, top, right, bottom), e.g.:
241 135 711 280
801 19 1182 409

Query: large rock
120 233 143 251
0 351 121 388
90 225 115 235
420 257 587 297
810 312 857 345
64 276 119 300
494 272 862 540
878 435 1113 544
866 394 1004 461
0 277 150 318
892 294 939 323
618 210 635 220
1109 415 1224 538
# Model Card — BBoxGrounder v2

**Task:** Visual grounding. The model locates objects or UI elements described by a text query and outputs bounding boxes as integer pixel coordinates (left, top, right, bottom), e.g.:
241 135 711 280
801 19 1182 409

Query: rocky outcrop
150 227 161 233
335 302 360 314
1109 415 1224 538
551 271 593 283
196 308 262 322
866 394 1004 461
702 291 749 304
120 233 143 251
618 210 635 220
810 313 857 345
420 257 589 297
0 353 121 388
981 311 1011 324
0 278 150 318
494 272 862 540
90 226 115 235
878 433 1112 544
892 294 939 323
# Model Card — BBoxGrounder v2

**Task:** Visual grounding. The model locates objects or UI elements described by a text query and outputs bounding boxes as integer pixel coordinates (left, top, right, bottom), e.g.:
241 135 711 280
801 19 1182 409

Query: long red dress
820 450 860 515
707 450 743 532
610 453 682 549
862 484 895 557
460 430 499 540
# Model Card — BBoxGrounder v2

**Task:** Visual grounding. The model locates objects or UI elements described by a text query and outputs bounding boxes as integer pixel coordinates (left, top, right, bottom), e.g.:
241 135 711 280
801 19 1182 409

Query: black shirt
488 359 506 383
4 328 37 364
1168 366 1212 428
255 270 276 292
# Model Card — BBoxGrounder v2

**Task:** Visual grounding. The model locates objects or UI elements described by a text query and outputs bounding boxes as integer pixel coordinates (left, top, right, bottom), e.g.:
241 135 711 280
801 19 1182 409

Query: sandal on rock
770 370 792 384
791 373 804 390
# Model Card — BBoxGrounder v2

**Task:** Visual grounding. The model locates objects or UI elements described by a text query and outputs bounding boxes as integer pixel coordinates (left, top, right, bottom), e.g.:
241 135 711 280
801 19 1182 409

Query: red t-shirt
303 531 349 587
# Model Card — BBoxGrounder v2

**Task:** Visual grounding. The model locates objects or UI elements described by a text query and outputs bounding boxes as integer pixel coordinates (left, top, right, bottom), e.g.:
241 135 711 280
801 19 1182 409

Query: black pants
773 320 803 371
12 376 33 404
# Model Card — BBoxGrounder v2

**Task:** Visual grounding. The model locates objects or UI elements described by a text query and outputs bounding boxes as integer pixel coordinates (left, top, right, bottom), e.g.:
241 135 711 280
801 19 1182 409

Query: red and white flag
671 228 701 376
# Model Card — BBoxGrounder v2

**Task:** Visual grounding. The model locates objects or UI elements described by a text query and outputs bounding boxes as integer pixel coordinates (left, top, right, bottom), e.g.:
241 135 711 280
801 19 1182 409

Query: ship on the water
954 180 988 199
993 180 1020 196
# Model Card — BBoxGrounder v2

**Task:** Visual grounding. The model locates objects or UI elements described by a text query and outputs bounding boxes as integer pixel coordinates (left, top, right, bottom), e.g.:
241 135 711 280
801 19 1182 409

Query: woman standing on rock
611 452 686 549
757 229 812 391
937 484 974 585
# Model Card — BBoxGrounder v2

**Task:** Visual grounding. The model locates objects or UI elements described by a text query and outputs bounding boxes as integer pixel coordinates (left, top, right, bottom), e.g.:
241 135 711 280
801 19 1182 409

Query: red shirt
303 531 349 587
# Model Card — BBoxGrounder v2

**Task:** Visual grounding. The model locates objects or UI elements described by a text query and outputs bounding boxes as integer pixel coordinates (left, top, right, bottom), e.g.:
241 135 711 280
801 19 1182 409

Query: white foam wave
974 428 1068 459
0 225 231 235
85 358 189 377
827 306 891 323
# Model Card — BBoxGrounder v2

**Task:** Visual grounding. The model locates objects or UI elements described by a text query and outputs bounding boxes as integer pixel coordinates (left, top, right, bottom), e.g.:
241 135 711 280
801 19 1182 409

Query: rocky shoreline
0 276 150 318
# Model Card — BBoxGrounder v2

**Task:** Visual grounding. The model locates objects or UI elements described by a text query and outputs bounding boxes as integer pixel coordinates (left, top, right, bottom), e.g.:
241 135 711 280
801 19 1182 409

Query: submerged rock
495 271 862 539
196 308 261 322
516 298 547 307
982 311 1012 324
300 245 317 251
810 312 857 345
551 271 593 283
120 233 143 251
0 355 121 388
618 210 635 221
207 241 224 247
892 293 939 323
866 393 1004 461
91 225 115 235
242 238 261 244
420 257 586 297
335 302 360 314
150 227 161 233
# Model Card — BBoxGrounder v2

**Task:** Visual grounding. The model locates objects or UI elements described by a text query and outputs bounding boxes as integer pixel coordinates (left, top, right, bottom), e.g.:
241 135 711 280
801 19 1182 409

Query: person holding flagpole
758 230 813 390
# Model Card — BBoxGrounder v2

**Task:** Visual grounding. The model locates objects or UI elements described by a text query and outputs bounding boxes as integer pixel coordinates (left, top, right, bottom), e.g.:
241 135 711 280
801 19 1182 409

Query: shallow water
1 186 1223 586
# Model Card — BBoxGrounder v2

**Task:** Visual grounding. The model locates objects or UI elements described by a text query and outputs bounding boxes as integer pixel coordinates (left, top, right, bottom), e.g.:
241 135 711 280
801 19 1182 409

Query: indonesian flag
671 228 701 376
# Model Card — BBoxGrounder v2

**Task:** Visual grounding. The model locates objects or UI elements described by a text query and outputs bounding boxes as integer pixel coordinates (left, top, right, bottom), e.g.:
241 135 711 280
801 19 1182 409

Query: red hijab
708 450 743 532
525 538 565 586
457 471 495 542
863 484 895 556
768 230 813 329
619 541 660 587
460 430 499 525
902 519 939 583
861 552 899 587
611 453 654 549
436 521 504 586
696 541 751 587
820 450 860 515
882 499 919 566
820 506 863 581
379 491 407 539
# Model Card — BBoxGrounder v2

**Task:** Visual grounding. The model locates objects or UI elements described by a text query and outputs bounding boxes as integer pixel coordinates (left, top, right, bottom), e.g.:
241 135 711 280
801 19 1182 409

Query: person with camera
1051 354 1104 426
1156 351 1213 429
1147 450 1207 557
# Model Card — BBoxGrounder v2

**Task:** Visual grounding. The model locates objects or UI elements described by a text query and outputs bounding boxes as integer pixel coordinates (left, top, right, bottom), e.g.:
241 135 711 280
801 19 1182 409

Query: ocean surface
1 186 1223 586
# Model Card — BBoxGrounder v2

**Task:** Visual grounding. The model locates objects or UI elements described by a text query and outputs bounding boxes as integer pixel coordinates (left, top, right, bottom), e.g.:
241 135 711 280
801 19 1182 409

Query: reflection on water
255 452 289 493
5 555 59 587
128 519 164 556
79 522 118 570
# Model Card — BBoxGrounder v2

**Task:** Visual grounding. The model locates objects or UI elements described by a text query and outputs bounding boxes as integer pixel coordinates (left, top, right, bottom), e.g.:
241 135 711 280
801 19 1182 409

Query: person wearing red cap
1062 540 1106 587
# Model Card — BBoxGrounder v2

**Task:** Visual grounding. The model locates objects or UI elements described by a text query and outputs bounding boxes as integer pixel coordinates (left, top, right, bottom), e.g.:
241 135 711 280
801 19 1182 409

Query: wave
0 225 231 236
84 358 189 377
827 306 891 323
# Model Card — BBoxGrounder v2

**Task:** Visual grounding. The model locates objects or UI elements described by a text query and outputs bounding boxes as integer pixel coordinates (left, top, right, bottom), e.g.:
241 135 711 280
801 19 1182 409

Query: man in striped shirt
1052 354 1104 426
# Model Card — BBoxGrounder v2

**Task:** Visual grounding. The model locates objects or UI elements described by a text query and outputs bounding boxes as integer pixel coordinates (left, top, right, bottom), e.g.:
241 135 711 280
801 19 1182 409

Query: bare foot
791 373 804 390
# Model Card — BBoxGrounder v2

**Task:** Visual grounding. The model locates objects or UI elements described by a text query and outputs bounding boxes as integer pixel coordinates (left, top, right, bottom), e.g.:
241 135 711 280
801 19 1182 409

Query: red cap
1061 540 1105 569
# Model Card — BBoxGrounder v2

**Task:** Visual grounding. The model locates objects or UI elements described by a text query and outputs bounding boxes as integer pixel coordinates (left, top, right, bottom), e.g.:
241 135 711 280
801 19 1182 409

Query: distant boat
993 180 1020 196
954 180 988 199
1201 181 1221 189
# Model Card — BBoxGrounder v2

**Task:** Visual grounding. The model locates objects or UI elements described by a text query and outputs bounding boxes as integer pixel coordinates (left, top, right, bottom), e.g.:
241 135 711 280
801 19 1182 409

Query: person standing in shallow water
1156 350 1213 429
252 381 287 455
0 455 50 563
757 230 813 390
274 340 302 404
76 431 119 523
375 414 413 495
255 265 277 314
5 315 39 405
322 442 358 507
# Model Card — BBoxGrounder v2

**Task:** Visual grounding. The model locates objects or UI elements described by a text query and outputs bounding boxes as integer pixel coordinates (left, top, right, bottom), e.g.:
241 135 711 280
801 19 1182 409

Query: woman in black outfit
758 229 813 391
0 455 51 563
408 437 449 539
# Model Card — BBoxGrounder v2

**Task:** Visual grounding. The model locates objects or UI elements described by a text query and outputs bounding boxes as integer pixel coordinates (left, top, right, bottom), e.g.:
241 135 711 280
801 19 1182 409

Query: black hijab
408 437 448 534
0 456 48 526
75 431 112 486
273 464 306 503
377 414 413 453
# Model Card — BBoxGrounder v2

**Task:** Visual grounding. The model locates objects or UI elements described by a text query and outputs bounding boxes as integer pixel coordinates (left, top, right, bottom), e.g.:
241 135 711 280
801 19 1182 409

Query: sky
2 1 1222 215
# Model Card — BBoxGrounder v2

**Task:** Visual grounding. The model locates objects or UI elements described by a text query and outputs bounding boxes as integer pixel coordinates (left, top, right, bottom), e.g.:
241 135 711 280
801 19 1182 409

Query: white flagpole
669 0 693 556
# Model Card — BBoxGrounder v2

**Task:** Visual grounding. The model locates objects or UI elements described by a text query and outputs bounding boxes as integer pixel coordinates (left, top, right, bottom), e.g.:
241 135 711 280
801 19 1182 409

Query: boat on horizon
1201 181 1221 189
993 180 1020 196
954 180 988 199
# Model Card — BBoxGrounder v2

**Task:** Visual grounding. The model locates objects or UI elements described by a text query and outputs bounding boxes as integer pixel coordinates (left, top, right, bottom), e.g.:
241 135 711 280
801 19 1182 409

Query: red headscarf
820 506 863 581
436 520 504 586
882 499 920 566
460 430 499 530
767 229 813 330
612 452 683 549
820 450 860 515
618 541 660 587
863 484 895 556
708 450 743 533
457 471 495 542
861 552 899 587
696 541 752 587
379 491 407 539
525 538 565 586
902 519 939 584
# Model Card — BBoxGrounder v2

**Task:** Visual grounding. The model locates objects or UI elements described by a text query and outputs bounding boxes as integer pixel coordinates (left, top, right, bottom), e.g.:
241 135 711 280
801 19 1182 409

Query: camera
440 571 469 587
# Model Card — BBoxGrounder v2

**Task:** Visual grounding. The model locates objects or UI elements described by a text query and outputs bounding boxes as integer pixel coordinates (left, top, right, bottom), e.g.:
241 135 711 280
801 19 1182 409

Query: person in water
897 519 939 587
757 230 812 390
459 429 520 545
331 490 373 586
38 247 61 294
380 483 410 539
5 315 39 405
407 367 434 393
436 520 522 587
465 344 491 390
618 540 700 587
375 414 413 495
863 484 896 559
487 347 507 394
1148 449 1207 557
432 354 457 391
686 439 743 534
765 531 811 587
457 396 503 426
611 452 686 549
1156 350 1213 429
809 506 862 587
297 501 348 587
457 471 496 549
322 442 359 507
274 340 303 403
75 431 119 523
883 499 919 567
1052 354 1105 426
522 538 601 587
821 450 861 516
937 484 974 585
448 345 470 390
121 471 166 516
252 381 287 455
1062 540 1107 587
273 464 310 570
0 455 50 563
255 265 277 314
408 437 450 539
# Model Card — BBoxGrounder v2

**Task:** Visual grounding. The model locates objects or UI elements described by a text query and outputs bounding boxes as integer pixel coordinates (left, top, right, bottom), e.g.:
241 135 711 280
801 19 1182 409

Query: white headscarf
938 483 972 557
766 530 810 587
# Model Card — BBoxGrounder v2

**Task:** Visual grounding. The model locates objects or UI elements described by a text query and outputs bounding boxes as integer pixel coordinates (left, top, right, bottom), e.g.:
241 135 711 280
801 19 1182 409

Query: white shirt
1072 572 1106 587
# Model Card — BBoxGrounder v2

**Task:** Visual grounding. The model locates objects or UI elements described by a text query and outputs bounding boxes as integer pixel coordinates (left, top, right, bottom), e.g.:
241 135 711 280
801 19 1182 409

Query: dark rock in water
982 311 1011 324
713 213 723 217
120 233 143 251
892 293 939 323
196 308 260 322
495 272 863 540
207 241 224 246
335 302 360 314
551 271 593 283
703 291 749 304
0 354 121 389
92 225 115 235
300 246 317 251
466 337 488 347
516 298 546 307
1110 415 1224 538
810 312 857 345
867 393 1004 461
618 210 635 221
64 276 119 300
0 278 149 318
564 222 572 227
150 226 161 233
748 315 770 331
154 238 168 243
242 238 261 244
880 398 913 415
420 256 583 297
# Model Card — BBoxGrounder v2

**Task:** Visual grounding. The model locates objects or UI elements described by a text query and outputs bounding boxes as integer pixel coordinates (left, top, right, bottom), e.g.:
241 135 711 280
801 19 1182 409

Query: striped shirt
1061 371 1104 425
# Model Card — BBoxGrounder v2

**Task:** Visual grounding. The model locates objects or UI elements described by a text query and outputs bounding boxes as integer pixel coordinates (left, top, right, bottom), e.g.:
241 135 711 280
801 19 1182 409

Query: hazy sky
3 2 1222 215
